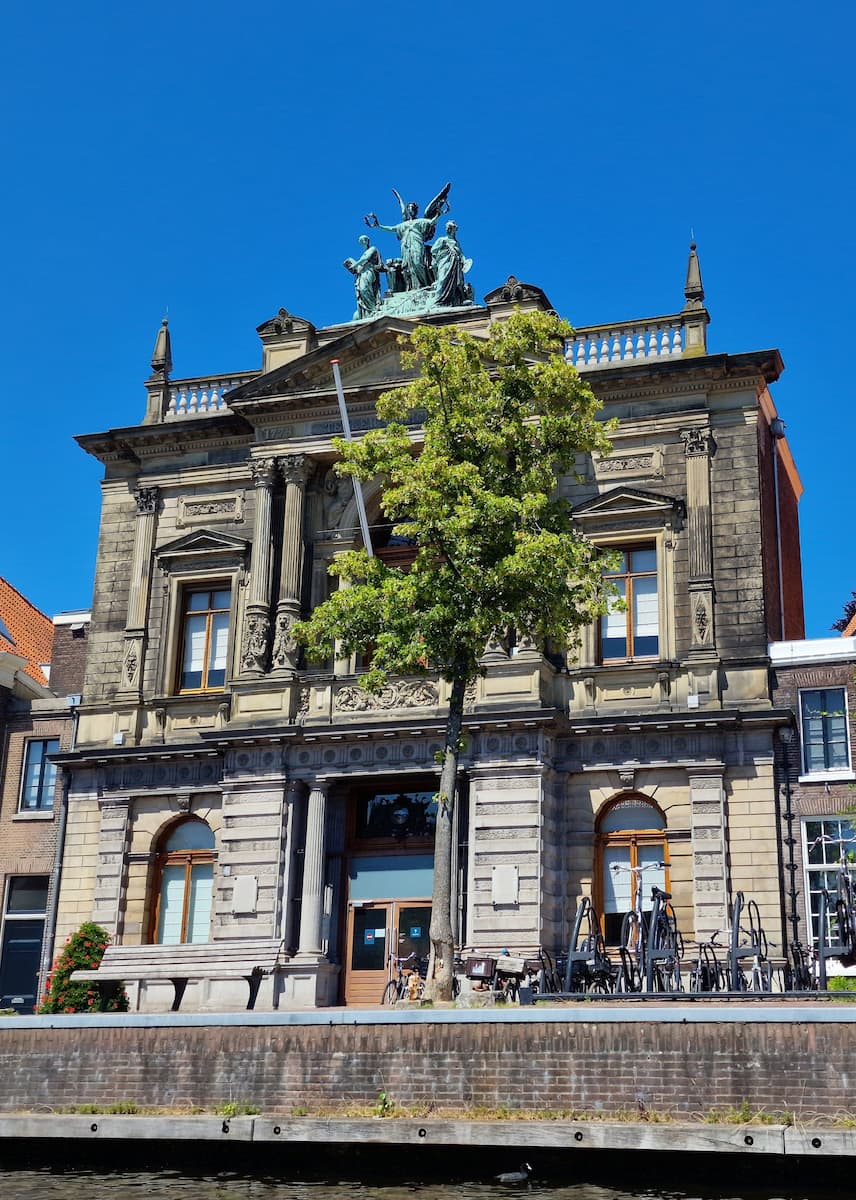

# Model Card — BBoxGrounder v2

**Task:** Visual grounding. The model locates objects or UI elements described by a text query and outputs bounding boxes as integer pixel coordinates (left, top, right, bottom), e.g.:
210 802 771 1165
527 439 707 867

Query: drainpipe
39 695 80 1001
777 725 801 952
770 418 786 639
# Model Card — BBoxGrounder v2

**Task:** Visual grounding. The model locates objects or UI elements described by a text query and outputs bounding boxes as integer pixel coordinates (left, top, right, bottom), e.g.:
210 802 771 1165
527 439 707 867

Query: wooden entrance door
344 899 431 1006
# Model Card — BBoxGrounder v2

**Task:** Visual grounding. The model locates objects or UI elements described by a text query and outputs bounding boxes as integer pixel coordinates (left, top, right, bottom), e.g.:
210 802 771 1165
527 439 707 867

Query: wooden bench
71 939 286 1011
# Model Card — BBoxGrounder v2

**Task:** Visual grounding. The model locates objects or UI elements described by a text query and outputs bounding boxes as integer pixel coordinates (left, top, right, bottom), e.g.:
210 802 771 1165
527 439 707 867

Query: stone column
240 458 277 676
119 487 159 696
688 769 729 939
271 454 311 673
296 780 328 958
278 780 304 950
680 427 716 655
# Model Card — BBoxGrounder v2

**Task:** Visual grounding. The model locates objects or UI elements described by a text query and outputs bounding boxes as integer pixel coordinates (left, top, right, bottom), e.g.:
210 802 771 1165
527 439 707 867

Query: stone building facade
55 246 802 1009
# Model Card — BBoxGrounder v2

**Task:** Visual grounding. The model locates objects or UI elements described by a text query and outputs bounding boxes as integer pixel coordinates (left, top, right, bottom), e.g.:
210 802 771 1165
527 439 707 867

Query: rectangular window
600 547 659 661
19 739 60 811
177 586 231 692
799 688 851 776
802 818 856 946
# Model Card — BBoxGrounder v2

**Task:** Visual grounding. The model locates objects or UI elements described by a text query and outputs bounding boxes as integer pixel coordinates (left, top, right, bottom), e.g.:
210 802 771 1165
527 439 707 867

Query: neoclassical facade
54 248 803 1009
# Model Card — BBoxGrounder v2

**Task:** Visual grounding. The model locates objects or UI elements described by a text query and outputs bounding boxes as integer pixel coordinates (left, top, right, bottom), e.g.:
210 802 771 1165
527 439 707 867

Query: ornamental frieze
333 679 440 713
177 493 244 528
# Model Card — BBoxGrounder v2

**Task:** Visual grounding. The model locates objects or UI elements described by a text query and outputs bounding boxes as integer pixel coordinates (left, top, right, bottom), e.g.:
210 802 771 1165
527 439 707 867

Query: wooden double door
344 898 431 1006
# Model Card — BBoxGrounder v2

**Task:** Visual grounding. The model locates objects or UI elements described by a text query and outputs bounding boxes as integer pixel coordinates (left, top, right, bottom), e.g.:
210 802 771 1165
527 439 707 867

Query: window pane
604 553 626 577
208 612 229 688
601 581 627 658
157 866 186 945
801 689 850 772
603 846 632 913
186 864 213 944
6 876 49 915
182 614 207 689
600 801 665 833
633 575 659 656
631 548 657 573
165 820 215 853
212 590 231 610
187 592 209 612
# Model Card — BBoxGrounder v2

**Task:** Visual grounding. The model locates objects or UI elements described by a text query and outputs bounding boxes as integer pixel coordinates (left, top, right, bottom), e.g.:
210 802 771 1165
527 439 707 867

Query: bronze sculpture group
343 183 473 321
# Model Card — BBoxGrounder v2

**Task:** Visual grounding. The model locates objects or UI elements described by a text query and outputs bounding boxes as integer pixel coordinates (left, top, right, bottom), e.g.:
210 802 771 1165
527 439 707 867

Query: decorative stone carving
333 679 439 712
618 769 636 790
295 687 310 723
248 457 277 488
323 471 354 529
134 486 159 515
680 427 714 458
177 493 244 528
657 670 672 697
123 644 139 686
241 611 271 672
271 611 300 670
693 596 711 644
175 795 191 813
464 680 478 710
277 453 310 487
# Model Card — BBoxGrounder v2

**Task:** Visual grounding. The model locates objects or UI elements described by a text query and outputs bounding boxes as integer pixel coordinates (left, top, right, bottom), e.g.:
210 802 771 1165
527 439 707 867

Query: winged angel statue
365 183 452 291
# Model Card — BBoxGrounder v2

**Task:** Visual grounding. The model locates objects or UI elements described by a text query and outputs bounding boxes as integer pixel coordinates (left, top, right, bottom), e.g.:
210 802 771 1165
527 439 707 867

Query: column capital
133 486 159 515
249 457 278 488
277 453 312 487
680 427 715 458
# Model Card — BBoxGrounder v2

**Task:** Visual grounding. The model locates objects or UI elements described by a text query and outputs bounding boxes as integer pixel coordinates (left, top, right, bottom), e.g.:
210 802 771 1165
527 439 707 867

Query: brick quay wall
0 1006 852 1120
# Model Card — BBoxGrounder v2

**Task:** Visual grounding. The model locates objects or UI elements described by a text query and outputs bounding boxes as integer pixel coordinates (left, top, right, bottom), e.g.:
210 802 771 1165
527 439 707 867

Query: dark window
354 791 438 843
800 688 850 774
177 586 230 692
20 740 60 811
0 877 49 1013
600 547 659 661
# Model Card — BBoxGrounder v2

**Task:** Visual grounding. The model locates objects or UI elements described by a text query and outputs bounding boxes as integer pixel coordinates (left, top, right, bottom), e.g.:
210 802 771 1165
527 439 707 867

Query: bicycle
687 929 729 993
611 861 667 992
728 892 772 993
644 885 684 992
562 897 616 994
808 833 856 988
380 952 427 1005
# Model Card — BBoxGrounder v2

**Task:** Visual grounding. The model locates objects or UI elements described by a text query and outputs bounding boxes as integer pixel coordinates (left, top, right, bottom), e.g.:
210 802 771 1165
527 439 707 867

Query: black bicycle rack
644 886 683 993
563 897 613 993
728 891 771 991
816 887 854 990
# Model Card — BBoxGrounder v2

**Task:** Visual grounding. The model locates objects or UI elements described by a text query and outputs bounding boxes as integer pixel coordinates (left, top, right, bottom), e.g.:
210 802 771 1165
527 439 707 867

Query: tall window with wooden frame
600 546 659 662
595 795 668 944
151 818 215 945
176 585 231 693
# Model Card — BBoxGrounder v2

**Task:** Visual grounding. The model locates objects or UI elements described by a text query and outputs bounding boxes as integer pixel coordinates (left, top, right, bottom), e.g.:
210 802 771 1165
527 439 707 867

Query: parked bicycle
562 897 616 994
808 832 856 988
611 861 680 992
687 929 728 993
728 892 772 993
381 952 427 1005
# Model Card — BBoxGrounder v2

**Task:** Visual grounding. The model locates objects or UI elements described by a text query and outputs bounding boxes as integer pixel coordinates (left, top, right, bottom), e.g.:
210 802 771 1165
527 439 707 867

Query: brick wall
49 622 89 697
0 1014 853 1118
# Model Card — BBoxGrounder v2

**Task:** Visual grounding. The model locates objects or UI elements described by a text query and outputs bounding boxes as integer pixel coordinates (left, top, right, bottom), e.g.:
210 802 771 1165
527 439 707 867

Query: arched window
151 818 215 945
595 795 669 944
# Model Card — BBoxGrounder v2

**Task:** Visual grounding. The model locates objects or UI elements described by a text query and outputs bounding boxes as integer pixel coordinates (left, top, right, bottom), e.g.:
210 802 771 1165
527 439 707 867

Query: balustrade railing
567 314 687 370
166 373 259 418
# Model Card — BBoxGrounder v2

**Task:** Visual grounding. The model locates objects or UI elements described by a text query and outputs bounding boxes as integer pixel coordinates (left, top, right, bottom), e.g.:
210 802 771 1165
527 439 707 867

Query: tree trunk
422 672 466 1002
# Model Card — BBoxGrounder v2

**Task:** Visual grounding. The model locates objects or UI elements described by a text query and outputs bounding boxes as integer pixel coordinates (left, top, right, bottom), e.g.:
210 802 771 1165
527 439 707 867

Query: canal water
0 1156 853 1200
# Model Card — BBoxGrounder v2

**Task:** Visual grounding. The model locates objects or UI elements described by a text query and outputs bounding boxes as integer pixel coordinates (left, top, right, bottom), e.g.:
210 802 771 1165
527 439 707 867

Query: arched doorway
595 794 669 945
150 817 216 945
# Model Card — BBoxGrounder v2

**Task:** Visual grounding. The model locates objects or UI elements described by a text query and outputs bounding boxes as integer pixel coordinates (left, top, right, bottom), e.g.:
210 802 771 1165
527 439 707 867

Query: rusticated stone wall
0 1012 853 1118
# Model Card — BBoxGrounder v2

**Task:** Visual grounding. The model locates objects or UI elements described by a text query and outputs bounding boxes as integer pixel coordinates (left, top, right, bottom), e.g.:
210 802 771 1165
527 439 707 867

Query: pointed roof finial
150 315 172 378
683 239 705 310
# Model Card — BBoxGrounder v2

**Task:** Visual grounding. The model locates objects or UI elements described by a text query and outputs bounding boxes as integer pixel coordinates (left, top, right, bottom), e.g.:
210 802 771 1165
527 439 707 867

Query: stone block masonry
1 1007 855 1120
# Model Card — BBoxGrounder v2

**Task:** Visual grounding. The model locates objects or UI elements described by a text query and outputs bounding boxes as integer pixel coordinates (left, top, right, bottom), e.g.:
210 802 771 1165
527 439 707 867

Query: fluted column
119 487 159 696
297 780 328 958
681 427 716 655
272 454 312 673
240 458 277 676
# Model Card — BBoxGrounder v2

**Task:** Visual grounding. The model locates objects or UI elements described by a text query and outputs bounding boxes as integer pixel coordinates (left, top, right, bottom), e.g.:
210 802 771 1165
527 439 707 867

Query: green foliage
828 976 856 992
295 311 616 687
374 1090 395 1117
216 1102 260 1117
38 922 129 1014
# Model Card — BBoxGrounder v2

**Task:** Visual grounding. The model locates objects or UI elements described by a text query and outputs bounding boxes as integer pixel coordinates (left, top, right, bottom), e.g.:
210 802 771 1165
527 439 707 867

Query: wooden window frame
175 583 231 695
18 739 60 812
594 797 669 945
599 544 659 663
149 820 216 945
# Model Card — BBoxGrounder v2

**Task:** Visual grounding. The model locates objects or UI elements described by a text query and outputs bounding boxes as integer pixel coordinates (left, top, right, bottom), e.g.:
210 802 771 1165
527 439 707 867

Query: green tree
39 921 129 1013
296 311 615 1000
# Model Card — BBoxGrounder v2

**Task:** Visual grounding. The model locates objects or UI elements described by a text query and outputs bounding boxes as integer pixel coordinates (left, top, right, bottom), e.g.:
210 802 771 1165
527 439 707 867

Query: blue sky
1 1 853 636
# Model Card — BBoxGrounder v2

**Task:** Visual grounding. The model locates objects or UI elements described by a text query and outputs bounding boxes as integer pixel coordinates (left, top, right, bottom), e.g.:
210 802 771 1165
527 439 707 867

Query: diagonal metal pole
330 359 373 557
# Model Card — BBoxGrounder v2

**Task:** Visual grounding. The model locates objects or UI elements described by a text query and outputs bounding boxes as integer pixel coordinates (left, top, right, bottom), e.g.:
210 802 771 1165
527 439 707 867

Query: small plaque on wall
492 864 519 906
231 874 258 915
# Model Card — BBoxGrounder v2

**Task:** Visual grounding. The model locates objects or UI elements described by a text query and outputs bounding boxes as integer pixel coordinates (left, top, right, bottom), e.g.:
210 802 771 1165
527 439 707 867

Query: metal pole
330 360 373 557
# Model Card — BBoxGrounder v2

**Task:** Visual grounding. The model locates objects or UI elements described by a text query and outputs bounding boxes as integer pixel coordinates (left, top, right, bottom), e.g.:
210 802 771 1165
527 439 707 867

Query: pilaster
240 458 277 676
91 798 131 937
296 780 329 959
272 454 311 674
119 487 159 698
688 769 729 939
681 427 717 657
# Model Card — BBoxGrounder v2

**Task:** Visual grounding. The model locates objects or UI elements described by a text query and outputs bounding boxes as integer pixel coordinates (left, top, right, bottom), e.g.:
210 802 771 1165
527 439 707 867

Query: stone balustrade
166 374 258 418
567 314 687 370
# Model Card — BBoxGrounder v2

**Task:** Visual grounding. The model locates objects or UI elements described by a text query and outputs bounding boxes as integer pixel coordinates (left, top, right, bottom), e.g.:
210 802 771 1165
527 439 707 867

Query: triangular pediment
227 318 416 404
155 528 250 564
574 487 684 521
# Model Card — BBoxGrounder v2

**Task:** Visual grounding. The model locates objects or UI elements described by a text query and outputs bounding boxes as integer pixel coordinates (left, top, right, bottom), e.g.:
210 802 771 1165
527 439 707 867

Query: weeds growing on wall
38 922 129 1014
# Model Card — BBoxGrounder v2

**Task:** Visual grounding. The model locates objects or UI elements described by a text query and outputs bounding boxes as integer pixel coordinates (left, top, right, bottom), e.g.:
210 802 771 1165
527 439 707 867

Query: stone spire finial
683 241 705 311
150 316 172 378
